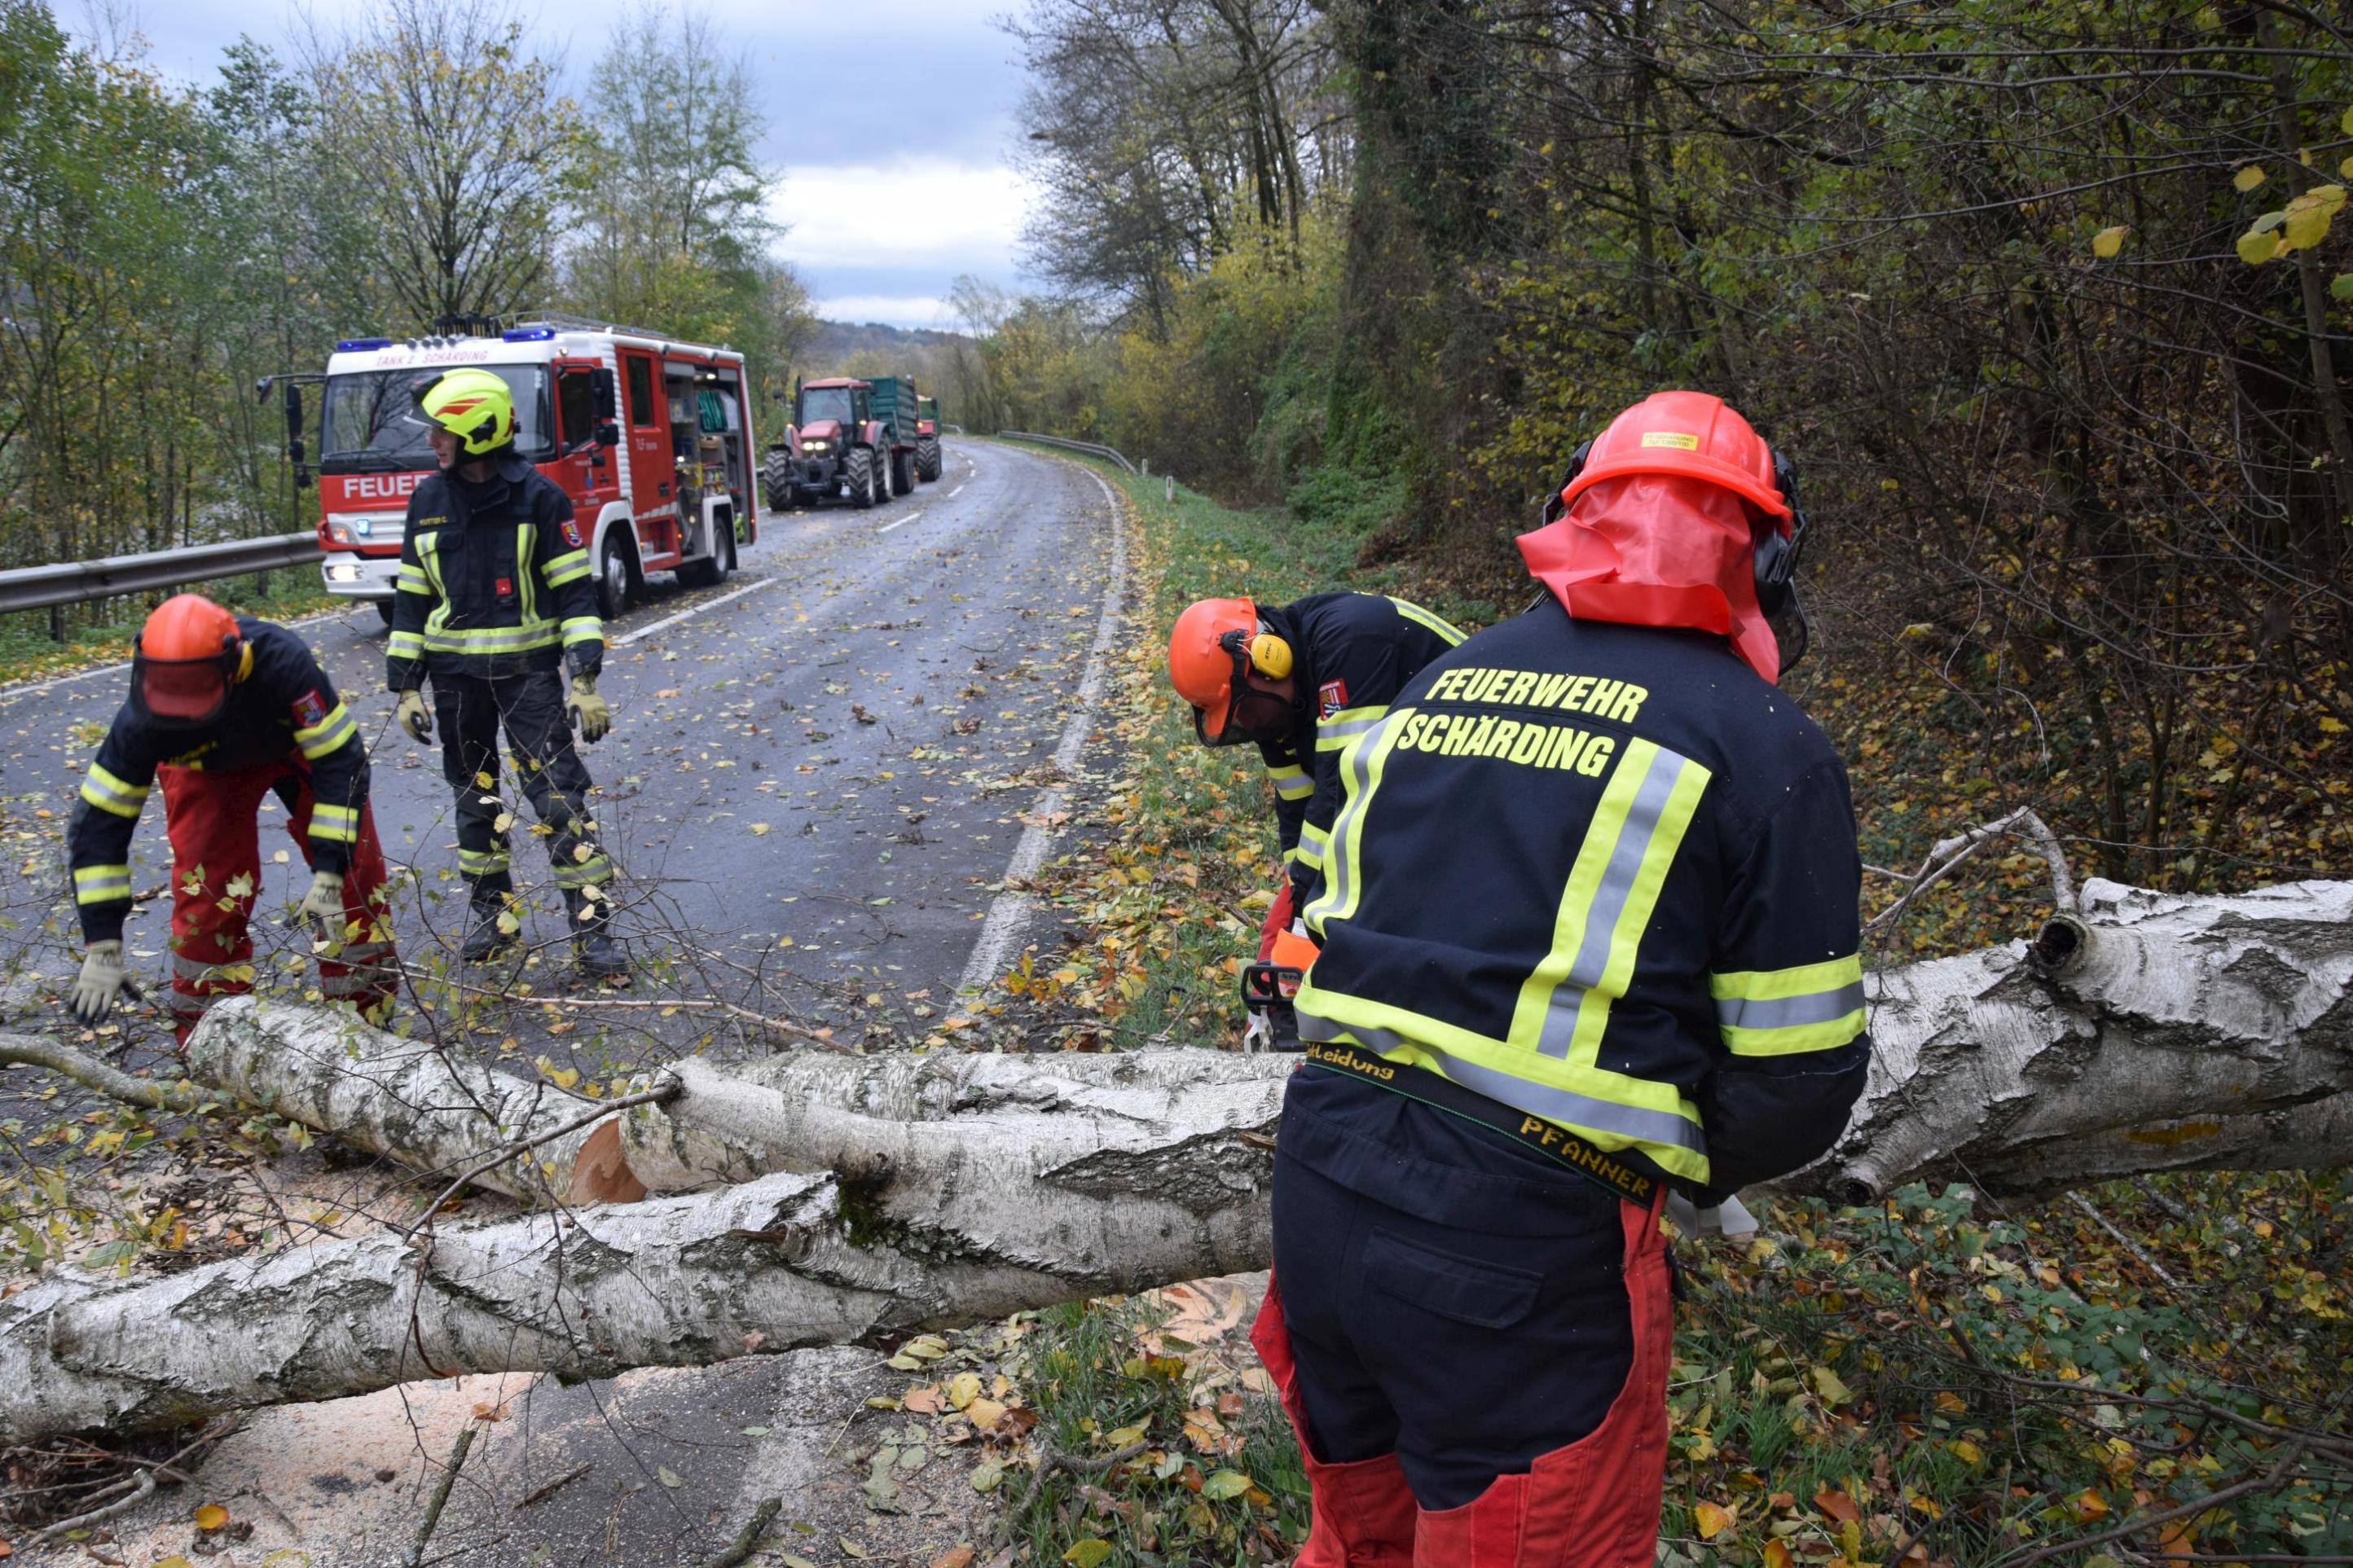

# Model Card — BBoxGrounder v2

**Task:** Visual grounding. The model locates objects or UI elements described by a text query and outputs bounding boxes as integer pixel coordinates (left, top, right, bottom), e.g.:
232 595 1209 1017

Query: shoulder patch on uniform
561 517 583 549
1318 679 1348 719
292 690 328 728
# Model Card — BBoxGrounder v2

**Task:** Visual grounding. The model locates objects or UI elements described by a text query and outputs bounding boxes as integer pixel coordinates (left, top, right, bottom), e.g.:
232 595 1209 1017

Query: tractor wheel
917 438 941 482
847 446 877 509
761 446 793 511
892 448 916 495
877 443 899 499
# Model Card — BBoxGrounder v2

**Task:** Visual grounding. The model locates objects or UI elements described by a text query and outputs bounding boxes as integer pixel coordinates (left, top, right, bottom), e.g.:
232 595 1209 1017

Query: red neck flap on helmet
1515 472 1781 683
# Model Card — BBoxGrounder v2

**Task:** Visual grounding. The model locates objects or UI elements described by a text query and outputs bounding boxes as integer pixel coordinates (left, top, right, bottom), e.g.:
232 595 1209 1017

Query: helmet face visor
132 653 232 728
1193 632 1292 746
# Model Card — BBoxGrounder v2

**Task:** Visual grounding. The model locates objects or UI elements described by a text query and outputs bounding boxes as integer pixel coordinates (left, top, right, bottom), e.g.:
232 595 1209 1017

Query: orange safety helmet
1168 597 1296 745
131 594 244 728
1553 390 1791 523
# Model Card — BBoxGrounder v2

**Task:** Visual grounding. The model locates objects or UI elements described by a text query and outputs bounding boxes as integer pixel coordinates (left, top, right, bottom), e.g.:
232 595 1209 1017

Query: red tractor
763 376 915 509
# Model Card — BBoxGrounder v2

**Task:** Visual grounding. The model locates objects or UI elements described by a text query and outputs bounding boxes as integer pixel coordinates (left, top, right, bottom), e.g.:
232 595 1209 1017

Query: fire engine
289 315 757 625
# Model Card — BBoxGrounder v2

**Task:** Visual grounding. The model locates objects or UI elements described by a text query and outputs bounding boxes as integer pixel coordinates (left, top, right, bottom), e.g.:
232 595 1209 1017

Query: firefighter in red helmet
1166 592 1464 1038
64 595 396 1045
1251 392 1867 1566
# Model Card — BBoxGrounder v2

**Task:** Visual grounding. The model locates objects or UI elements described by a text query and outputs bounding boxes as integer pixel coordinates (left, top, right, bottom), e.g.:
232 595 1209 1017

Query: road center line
946 485 965 499
957 461 1127 1004
612 575 781 648
877 510 922 534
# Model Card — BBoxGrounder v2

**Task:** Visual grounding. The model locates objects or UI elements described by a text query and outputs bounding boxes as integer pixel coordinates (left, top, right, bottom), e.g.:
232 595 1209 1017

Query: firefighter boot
460 894 517 964
566 889 628 986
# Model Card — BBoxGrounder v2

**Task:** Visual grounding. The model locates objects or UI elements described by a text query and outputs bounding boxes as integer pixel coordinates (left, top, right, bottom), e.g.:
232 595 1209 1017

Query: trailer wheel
847 447 877 509
891 448 916 495
917 438 941 482
374 600 396 630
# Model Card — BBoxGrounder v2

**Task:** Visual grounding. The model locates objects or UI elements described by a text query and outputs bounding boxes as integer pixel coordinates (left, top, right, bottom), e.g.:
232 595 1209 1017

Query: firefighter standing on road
1167 592 1463 964
388 367 625 982
64 595 396 1044
1252 393 1871 1566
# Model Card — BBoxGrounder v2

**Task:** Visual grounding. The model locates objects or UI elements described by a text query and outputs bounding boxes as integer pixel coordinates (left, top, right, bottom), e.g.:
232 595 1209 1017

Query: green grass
0 570 345 686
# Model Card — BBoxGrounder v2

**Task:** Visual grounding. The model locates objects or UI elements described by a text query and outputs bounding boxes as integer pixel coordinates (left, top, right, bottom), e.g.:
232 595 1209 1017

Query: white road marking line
611 575 781 648
957 463 1127 1002
877 509 922 534
946 485 965 499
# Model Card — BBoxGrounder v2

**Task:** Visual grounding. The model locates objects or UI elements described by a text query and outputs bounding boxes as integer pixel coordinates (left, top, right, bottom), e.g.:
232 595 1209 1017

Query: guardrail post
48 605 64 643
1165 476 1176 504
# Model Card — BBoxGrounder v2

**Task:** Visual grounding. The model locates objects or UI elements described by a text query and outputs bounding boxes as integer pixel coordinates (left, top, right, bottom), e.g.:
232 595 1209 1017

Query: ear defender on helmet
1752 450 1809 617
1247 632 1293 680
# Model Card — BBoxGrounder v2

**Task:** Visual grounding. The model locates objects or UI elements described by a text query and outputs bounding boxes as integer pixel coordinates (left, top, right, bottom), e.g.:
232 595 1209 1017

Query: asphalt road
0 440 1121 1061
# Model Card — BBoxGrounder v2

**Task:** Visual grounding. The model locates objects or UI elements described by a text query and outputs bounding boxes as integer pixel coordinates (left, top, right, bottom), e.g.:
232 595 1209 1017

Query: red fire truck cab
311 318 756 624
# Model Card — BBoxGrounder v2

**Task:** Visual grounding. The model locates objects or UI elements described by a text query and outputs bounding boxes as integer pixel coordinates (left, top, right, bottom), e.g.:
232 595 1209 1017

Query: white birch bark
4 878 2346 1442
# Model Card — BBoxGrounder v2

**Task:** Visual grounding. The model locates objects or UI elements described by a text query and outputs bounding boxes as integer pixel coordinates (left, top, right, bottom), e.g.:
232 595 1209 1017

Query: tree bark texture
2 877 2346 1442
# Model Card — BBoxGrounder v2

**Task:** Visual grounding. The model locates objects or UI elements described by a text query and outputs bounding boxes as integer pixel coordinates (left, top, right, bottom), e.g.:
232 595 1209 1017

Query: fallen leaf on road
194 1504 230 1531
931 1548 975 1568
656 1465 683 1489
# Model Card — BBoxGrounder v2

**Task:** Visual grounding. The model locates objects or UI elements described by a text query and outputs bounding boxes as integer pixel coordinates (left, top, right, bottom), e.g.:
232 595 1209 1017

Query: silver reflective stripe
1296 1010 1706 1155
1537 745 1693 1059
1717 982 1867 1029
1316 715 1382 746
1314 712 1396 921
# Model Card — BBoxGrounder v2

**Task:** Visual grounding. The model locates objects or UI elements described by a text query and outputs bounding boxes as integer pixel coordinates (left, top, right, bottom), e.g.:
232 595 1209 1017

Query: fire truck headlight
326 520 355 545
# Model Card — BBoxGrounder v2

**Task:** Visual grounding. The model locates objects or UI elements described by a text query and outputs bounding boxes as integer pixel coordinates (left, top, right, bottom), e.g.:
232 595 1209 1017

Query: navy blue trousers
1268 1066 1638 1511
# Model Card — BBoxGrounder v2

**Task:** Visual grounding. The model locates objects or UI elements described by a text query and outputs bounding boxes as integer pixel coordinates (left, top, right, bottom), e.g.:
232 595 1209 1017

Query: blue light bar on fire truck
336 337 393 351
503 324 556 341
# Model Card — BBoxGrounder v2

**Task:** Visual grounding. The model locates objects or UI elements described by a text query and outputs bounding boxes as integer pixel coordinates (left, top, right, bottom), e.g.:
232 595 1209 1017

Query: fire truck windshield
798 388 854 426
318 366 554 473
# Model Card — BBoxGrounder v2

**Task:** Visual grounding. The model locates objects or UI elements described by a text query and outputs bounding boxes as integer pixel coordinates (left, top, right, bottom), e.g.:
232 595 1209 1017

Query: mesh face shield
1193 630 1296 746
130 645 237 730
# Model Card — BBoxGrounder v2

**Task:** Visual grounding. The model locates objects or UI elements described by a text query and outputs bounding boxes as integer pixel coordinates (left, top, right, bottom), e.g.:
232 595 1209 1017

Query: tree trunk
3 876 2347 1443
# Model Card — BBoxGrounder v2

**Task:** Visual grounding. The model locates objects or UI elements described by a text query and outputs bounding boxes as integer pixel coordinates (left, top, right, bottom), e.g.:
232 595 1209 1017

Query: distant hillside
789 319 979 419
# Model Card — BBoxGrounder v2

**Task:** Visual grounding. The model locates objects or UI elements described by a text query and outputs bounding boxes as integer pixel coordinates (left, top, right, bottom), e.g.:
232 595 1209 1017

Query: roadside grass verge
0 573 346 687
980 444 2351 1566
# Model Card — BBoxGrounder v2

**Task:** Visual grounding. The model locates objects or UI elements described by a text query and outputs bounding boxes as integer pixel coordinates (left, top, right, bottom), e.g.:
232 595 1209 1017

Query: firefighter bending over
1253 392 1871 1566
389 367 625 982
65 595 396 1044
1166 592 1462 972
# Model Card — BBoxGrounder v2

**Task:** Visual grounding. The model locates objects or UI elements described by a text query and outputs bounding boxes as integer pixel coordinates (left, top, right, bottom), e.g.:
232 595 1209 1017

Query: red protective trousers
159 759 396 1046
1251 1192 1673 1568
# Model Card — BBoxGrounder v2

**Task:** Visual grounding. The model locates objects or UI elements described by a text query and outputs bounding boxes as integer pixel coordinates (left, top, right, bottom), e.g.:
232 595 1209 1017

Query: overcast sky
81 0 1042 329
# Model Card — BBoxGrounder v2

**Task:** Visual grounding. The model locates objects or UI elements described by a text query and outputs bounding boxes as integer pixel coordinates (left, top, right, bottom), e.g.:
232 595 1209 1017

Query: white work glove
70 940 126 1026
299 868 345 944
397 688 433 743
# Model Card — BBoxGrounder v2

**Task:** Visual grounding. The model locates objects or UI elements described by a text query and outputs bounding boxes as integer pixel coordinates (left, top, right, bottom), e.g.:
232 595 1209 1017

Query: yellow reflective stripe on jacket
561 616 602 648
1388 596 1467 647
1514 738 1711 1068
1291 821 1330 869
1265 761 1313 802
309 803 360 844
73 863 133 903
1291 997 1710 1181
395 564 431 594
421 622 563 656
544 549 592 587
386 630 424 661
416 529 446 597
1315 705 1390 752
1713 955 1867 1056
517 525 538 627
1303 709 1410 935
79 763 149 818
293 701 358 760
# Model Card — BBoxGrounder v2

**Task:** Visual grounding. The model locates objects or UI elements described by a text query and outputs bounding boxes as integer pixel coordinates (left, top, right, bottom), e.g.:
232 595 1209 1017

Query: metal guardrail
0 532 323 616
996 431 1137 474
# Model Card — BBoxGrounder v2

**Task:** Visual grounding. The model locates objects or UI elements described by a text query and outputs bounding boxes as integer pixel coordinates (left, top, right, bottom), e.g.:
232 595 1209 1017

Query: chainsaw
1240 927 1319 1053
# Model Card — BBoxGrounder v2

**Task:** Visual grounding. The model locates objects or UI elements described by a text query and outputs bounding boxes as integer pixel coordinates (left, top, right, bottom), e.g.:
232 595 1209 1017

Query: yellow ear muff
234 643 254 683
1248 633 1293 679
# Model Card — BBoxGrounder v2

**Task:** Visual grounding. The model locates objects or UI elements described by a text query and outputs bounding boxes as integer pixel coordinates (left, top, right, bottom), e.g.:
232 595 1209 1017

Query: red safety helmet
1553 390 1791 523
131 594 244 728
1168 596 1296 745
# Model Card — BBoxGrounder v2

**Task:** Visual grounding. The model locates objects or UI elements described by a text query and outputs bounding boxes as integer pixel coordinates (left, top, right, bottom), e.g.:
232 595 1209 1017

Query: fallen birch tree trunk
1 876 2346 1442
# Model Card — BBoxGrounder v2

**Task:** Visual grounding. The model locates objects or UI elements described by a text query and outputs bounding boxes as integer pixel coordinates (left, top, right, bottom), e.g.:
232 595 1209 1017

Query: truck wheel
847 447 877 509
374 600 396 630
596 531 637 619
762 446 793 512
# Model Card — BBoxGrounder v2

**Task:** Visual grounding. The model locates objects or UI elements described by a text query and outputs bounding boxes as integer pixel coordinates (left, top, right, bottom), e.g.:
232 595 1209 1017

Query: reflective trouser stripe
295 703 358 760
1525 739 1709 1062
552 853 612 889
459 847 512 876
80 764 149 818
73 863 132 903
1387 596 1467 646
1296 1008 1708 1160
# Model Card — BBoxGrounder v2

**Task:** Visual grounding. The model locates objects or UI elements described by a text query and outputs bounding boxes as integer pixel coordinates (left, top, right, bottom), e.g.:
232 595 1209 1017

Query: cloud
812 295 957 329
772 163 1036 277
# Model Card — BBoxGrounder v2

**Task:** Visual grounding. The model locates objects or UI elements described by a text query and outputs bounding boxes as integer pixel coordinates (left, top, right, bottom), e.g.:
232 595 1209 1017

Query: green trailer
865 376 923 494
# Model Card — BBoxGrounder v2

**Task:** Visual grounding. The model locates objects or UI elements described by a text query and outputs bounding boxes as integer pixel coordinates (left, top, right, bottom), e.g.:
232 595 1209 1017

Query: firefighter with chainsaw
1253 392 1871 1566
64 595 396 1044
389 367 625 982
1166 592 1462 1048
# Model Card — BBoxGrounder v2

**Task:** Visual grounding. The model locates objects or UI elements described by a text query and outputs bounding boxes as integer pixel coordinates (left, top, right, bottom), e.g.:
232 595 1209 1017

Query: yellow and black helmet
416 367 516 455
